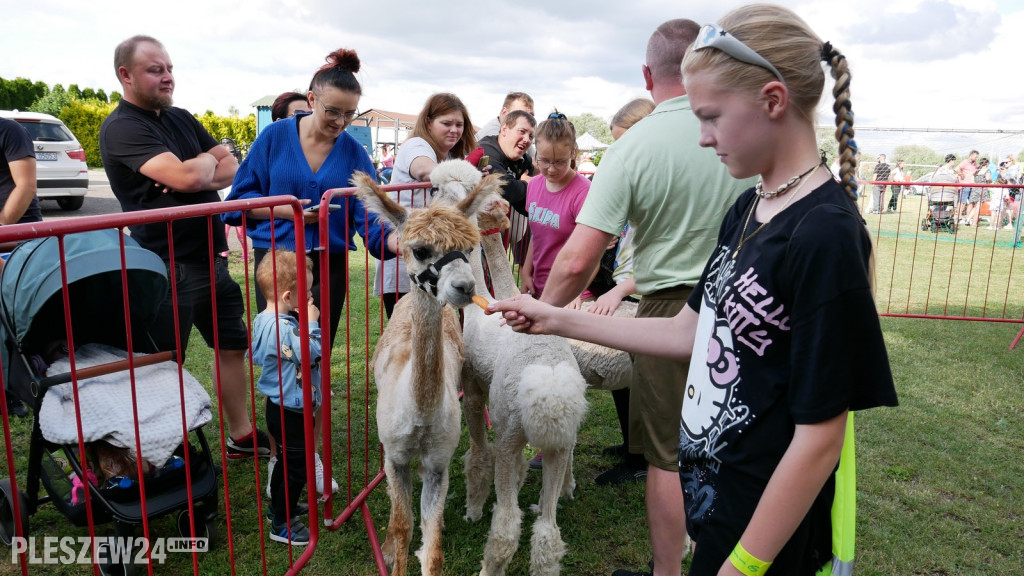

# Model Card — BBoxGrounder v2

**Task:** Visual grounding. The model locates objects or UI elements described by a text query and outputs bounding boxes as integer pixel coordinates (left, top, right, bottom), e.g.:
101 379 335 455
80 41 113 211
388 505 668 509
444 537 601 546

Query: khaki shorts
629 285 692 471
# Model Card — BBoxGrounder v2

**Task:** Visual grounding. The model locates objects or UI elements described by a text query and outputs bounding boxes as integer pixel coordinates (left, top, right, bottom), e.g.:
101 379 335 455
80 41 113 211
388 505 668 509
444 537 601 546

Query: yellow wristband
729 541 772 575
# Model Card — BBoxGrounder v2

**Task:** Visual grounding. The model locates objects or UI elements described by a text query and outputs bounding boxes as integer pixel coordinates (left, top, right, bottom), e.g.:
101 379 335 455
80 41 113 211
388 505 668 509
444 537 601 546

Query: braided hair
823 42 857 200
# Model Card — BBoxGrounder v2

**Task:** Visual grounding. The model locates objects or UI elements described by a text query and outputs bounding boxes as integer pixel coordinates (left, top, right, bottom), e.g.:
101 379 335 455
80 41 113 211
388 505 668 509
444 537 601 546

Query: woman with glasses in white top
489 5 898 575
373 92 478 317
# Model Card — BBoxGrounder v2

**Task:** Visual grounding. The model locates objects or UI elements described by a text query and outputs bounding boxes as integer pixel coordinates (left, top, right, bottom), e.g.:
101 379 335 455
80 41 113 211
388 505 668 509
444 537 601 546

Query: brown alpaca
351 171 501 576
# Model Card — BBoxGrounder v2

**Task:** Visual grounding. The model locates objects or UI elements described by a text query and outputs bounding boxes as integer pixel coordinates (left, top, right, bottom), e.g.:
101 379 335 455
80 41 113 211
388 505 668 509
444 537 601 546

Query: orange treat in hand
472 295 489 310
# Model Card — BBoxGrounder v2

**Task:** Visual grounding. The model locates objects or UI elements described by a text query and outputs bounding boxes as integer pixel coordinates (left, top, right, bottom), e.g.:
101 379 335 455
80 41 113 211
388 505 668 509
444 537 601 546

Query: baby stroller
0 230 219 574
921 173 959 234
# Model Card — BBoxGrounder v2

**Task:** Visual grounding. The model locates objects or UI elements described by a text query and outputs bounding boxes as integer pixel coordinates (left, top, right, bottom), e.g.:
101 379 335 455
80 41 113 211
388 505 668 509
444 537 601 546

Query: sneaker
602 444 626 458
226 429 272 460
5 398 29 418
314 453 338 495
528 453 543 471
269 516 310 546
611 560 654 576
264 502 309 522
265 456 277 498
594 463 647 486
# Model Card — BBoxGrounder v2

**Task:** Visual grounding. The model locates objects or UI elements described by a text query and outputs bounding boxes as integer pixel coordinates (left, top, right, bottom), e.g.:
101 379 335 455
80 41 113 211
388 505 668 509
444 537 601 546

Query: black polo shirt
100 100 227 261
0 118 42 223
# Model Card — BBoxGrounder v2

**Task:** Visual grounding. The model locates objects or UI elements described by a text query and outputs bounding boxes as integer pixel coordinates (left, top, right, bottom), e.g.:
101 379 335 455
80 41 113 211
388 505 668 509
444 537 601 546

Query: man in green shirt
540 19 753 576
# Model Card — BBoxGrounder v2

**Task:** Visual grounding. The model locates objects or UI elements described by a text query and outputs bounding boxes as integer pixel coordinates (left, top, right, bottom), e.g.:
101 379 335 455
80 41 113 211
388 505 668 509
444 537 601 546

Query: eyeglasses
693 24 785 85
536 157 571 169
313 93 358 123
548 112 567 121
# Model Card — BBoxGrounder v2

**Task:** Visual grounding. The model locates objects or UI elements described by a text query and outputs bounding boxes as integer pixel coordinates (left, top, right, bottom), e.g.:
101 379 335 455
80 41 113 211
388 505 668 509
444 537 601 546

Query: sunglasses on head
693 24 785 85
548 112 567 120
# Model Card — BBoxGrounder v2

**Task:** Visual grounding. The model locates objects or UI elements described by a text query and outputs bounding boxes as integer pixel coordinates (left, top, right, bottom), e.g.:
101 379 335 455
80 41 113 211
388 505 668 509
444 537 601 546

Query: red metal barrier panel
857 180 1023 348
0 197 324 575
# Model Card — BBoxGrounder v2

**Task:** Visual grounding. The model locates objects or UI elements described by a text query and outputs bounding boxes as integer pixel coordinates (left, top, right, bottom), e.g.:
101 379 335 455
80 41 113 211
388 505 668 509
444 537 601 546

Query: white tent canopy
576 132 609 152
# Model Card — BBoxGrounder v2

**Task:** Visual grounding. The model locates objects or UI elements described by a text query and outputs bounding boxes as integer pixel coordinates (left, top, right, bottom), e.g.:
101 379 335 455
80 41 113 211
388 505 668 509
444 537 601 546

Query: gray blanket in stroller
39 343 213 467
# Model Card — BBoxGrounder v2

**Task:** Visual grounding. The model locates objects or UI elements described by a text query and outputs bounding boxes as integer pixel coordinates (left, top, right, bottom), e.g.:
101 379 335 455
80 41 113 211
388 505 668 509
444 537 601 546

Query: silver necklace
755 163 819 199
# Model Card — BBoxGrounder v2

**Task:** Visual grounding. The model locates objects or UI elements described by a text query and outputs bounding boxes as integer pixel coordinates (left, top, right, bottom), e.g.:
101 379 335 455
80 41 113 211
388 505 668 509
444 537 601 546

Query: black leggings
265 398 309 521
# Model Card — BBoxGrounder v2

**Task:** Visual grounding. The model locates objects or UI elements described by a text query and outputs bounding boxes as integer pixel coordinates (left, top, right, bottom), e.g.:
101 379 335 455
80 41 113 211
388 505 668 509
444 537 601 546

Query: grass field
2 207 1023 575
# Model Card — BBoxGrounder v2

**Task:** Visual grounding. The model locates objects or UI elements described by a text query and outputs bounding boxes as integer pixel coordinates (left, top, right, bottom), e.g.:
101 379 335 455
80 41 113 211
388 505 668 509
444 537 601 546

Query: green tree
892 144 943 175
194 111 257 157
96 89 108 103
29 84 73 117
110 91 122 104
81 87 96 100
0 76 48 110
567 112 613 145
815 127 839 164
67 84 82 99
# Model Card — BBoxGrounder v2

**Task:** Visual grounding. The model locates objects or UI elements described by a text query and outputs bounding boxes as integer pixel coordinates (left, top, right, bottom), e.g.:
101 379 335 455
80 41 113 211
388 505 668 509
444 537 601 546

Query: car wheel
56 197 85 211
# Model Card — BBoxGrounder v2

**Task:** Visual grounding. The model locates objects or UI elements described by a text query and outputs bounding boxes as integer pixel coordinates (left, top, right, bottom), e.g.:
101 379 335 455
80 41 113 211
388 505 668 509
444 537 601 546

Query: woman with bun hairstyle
224 49 399 499
225 48 398 336
372 92 477 317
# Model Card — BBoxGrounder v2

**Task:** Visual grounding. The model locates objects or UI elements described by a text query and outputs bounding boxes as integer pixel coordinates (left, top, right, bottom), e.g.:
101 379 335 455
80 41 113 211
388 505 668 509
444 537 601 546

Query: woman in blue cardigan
224 48 398 343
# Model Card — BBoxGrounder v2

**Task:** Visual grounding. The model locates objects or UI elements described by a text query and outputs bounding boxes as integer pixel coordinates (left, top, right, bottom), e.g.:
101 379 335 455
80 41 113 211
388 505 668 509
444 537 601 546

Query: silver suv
0 110 89 211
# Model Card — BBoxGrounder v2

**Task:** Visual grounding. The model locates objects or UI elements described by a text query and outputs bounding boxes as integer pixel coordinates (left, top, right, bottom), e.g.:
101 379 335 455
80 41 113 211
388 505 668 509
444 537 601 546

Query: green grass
2 224 1023 575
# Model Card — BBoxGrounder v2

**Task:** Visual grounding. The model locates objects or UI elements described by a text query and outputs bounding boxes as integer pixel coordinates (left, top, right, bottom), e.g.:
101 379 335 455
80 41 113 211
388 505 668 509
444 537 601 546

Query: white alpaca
441 173 586 576
352 170 501 576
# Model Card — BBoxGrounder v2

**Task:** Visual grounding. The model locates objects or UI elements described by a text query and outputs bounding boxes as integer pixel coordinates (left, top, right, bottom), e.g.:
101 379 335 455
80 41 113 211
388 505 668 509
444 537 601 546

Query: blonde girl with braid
487 5 898 575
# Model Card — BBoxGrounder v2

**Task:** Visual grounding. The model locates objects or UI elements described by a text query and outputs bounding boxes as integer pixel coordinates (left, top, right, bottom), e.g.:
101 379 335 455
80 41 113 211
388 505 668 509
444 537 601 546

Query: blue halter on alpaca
409 250 470 296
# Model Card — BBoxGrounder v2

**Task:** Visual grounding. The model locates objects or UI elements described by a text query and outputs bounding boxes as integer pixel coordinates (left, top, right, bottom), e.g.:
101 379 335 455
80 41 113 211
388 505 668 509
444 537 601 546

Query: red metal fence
857 180 1023 349
1 175 1019 575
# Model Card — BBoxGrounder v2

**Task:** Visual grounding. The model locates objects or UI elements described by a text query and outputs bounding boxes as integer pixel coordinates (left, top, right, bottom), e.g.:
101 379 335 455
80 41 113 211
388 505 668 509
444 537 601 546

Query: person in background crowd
966 157 990 227
869 153 890 214
0 115 41 418
271 91 310 122
888 159 905 212
372 92 477 318
475 91 535 141
956 150 980 222
99 34 268 460
377 142 394 183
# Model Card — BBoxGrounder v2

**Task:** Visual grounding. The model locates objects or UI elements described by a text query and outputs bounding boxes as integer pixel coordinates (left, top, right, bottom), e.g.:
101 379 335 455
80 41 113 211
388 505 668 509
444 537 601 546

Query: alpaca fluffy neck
408 288 448 412
481 231 520 300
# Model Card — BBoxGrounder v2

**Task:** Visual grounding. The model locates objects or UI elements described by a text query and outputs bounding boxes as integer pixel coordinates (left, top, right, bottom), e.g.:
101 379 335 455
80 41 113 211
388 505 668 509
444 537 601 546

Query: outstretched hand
485 294 557 334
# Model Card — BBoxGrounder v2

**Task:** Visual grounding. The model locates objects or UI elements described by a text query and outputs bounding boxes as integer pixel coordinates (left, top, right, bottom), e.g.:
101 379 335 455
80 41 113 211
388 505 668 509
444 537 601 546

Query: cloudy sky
2 0 1022 155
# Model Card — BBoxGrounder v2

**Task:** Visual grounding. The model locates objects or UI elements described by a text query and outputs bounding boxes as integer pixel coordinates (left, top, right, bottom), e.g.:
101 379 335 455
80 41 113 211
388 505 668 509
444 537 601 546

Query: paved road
40 169 245 250
39 169 121 222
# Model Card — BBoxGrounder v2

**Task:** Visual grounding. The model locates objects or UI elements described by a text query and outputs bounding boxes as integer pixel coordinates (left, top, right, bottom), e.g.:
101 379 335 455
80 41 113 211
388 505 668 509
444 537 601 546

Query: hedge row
54 100 257 168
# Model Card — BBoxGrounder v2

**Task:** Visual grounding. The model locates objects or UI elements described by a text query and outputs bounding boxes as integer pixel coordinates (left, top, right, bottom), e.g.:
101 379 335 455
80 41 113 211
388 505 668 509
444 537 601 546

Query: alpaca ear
351 171 407 230
457 173 503 219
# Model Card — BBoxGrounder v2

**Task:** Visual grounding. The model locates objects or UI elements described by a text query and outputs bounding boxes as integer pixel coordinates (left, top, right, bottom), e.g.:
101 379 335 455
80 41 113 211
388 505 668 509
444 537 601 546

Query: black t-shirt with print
100 100 226 261
681 179 898 575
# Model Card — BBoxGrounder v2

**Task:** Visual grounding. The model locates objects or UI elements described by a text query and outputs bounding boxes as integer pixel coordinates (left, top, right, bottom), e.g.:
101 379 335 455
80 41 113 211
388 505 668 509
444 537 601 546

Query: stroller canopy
1 230 168 387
